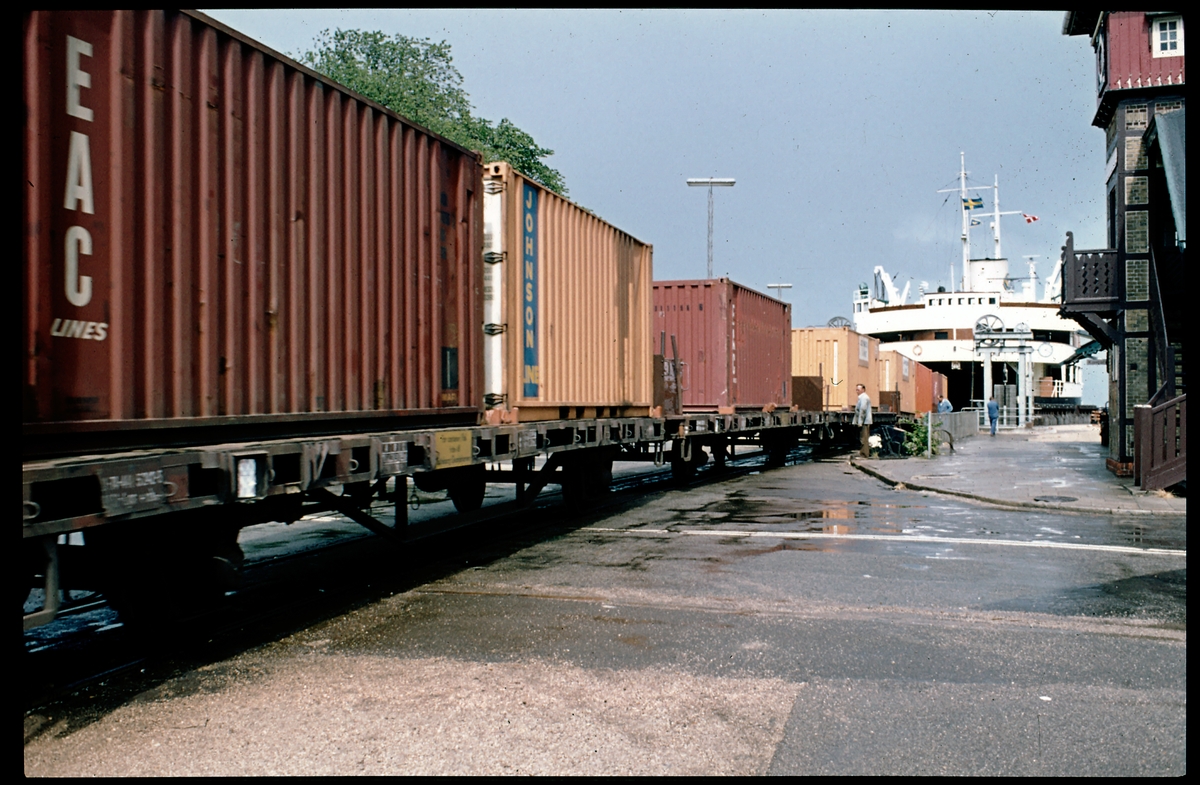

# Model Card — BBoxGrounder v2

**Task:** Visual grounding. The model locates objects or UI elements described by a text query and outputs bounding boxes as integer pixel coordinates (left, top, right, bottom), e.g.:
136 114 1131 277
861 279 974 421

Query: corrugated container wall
653 279 791 411
23 10 484 454
876 350 916 414
913 364 949 414
790 327 879 410
482 162 652 421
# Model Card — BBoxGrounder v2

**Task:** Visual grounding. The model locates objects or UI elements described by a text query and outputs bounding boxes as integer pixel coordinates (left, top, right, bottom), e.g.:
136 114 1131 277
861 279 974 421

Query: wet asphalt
24 455 1186 775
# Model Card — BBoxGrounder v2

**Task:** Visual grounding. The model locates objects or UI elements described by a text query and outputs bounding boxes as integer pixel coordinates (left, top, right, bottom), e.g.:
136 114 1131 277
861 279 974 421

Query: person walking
853 384 873 457
987 395 1000 436
937 395 953 414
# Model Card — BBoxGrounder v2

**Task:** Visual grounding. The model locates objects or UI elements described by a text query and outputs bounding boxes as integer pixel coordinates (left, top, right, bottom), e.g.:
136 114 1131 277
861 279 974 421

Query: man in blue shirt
937 395 953 414
986 396 1000 436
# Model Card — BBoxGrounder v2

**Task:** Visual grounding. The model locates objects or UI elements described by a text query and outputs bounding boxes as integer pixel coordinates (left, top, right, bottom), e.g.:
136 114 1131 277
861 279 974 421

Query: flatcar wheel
670 453 697 483
448 464 487 514
559 454 599 510
588 453 614 496
764 440 791 468
86 519 242 635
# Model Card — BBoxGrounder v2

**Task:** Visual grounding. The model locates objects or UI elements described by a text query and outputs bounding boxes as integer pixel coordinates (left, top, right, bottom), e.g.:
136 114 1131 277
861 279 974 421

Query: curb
849 460 1187 517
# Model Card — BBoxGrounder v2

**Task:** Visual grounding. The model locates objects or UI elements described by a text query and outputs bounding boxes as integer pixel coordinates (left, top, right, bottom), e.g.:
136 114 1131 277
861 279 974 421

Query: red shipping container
653 279 791 411
913 362 950 414
23 11 484 456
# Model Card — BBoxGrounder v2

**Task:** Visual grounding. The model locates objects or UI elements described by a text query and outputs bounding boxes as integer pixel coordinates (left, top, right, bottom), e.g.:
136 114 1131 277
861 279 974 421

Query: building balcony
1059 232 1122 317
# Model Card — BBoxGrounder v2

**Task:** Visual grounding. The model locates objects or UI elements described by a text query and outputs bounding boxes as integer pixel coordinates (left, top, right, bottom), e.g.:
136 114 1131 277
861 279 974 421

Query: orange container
23 10 484 457
482 162 653 421
877 350 917 413
790 327 880 410
913 363 950 414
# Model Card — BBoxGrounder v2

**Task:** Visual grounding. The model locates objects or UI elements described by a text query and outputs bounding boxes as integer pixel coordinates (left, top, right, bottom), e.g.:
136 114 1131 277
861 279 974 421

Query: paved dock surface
853 423 1185 516
25 426 1186 775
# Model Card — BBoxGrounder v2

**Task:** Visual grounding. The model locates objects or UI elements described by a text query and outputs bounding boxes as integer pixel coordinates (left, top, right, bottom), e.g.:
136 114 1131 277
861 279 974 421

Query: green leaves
299 29 567 196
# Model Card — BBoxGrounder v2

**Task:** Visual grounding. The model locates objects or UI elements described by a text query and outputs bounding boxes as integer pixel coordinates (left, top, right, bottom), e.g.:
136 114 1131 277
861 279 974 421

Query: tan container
482 162 653 421
790 327 879 411
877 350 917 413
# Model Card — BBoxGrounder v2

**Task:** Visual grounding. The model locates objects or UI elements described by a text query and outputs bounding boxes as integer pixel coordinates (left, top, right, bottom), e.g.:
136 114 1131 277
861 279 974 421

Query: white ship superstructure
851 154 1090 415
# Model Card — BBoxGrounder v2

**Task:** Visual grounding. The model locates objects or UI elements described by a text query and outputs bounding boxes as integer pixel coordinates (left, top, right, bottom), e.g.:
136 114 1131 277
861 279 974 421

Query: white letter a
64 131 95 214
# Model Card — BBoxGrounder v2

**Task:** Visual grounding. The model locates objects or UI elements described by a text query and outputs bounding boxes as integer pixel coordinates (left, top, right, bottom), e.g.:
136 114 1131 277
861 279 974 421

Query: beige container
482 162 653 422
877 350 917 413
790 327 880 410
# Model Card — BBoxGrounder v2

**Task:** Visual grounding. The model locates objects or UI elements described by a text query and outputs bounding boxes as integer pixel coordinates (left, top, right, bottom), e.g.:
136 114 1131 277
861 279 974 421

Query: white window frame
1151 16 1184 58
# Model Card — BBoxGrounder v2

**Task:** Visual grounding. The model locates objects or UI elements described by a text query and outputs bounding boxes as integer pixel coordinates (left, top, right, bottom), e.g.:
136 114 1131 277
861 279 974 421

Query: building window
1155 99 1183 115
1125 176 1149 206
1125 211 1149 255
1152 17 1183 58
1125 103 1148 131
1105 115 1118 151
1124 137 1148 171
935 331 949 340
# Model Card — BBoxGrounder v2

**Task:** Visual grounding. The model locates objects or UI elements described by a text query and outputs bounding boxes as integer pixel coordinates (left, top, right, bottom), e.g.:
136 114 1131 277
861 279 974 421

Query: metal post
687 178 735 279
394 476 408 528
982 348 993 408
707 184 714 279
927 411 932 458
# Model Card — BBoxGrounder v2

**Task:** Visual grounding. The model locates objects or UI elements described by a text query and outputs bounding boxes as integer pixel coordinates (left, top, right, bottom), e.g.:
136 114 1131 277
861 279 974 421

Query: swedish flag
963 197 984 210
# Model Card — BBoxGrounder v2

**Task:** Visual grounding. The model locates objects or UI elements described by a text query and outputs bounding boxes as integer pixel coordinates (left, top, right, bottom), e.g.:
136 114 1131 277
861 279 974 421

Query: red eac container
23 10 484 455
653 279 791 412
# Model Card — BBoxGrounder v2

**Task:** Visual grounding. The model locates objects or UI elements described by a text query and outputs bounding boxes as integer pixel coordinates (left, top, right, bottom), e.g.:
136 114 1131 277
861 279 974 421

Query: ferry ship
851 154 1092 417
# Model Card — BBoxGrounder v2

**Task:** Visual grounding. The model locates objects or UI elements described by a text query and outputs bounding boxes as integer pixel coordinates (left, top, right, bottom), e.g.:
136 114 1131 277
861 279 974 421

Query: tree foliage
299 29 567 196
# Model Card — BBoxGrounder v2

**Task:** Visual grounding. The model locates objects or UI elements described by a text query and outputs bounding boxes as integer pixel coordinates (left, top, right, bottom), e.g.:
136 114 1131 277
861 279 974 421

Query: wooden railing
1134 392 1186 491
1059 232 1121 315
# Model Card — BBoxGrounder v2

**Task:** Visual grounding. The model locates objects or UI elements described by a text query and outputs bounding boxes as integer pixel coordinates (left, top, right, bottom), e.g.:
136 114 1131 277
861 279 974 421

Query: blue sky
203 9 1104 328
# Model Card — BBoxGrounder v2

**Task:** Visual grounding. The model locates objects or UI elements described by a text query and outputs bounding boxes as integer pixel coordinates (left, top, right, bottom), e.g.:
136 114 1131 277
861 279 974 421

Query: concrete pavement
851 423 1186 517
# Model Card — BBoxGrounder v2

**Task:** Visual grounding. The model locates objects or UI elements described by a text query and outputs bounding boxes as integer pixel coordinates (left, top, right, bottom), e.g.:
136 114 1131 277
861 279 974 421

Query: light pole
767 283 792 300
687 177 735 278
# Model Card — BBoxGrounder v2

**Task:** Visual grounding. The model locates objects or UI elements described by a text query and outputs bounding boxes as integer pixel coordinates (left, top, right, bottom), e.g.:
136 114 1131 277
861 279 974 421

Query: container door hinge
484 251 507 264
484 181 506 194
484 393 508 407
484 323 507 336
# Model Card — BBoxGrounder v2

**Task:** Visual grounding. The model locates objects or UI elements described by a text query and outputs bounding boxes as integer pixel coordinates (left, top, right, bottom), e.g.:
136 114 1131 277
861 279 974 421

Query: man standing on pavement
937 395 953 414
987 395 1000 436
853 383 872 457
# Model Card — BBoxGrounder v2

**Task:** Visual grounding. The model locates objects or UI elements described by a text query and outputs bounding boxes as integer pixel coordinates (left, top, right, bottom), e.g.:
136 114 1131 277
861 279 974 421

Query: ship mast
938 153 988 291
960 154 969 290
991 174 1002 260
937 155 1029 292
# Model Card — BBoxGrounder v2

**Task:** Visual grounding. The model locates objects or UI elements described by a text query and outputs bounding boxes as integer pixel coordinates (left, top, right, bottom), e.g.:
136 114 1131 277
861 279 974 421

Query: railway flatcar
23 10 890 632
23 9 485 626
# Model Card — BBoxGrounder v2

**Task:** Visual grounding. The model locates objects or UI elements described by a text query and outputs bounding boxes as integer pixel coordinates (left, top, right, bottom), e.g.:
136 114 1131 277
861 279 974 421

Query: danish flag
1022 213 1039 223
